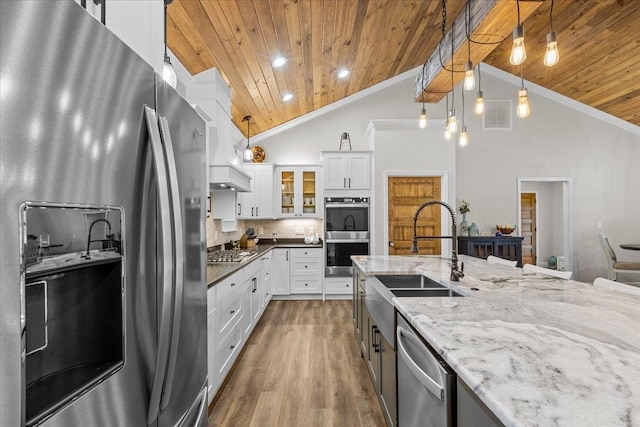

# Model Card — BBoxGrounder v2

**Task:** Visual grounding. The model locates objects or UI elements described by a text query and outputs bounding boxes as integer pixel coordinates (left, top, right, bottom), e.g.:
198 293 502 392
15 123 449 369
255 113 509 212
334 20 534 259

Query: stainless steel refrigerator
0 1 208 426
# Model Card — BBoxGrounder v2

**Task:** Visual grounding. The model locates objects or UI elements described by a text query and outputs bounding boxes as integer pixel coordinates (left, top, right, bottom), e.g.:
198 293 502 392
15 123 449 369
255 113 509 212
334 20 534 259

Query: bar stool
523 263 572 280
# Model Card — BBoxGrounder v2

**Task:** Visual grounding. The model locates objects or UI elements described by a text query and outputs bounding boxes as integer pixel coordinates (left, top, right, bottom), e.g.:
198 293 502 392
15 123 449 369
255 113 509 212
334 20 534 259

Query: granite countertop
206 239 323 287
351 254 640 427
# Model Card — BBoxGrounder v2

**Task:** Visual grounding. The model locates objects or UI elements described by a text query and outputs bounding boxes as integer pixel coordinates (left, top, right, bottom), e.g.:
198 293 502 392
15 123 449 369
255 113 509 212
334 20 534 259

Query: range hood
209 162 251 192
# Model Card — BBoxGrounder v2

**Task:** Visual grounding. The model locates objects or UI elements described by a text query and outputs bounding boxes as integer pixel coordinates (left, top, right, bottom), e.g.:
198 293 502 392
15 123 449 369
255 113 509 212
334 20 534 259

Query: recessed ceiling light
338 69 350 79
281 93 294 102
272 56 287 67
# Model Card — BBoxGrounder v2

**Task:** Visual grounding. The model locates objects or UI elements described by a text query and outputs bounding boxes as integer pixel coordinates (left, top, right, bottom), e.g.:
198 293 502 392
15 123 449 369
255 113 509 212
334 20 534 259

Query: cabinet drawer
215 289 243 342
290 259 322 275
242 257 261 280
216 270 244 304
291 277 322 293
324 277 352 294
215 322 243 381
290 248 322 259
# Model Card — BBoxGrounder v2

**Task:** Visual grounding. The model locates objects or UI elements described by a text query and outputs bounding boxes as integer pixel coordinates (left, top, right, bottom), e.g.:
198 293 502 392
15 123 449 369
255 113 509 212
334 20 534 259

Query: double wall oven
324 197 370 277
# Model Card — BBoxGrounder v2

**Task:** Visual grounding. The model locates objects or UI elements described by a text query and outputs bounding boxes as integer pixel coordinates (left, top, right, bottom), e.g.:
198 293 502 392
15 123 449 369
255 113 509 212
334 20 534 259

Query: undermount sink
390 288 462 297
375 274 446 289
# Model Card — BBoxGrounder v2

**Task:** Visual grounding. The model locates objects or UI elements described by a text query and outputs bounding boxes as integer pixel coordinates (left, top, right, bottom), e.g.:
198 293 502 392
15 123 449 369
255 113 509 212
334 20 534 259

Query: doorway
520 192 537 265
517 178 573 272
385 175 445 255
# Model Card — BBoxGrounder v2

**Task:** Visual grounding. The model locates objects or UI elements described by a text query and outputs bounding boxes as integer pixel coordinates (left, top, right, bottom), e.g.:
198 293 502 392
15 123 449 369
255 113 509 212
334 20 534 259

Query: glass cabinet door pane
302 170 316 215
280 170 295 215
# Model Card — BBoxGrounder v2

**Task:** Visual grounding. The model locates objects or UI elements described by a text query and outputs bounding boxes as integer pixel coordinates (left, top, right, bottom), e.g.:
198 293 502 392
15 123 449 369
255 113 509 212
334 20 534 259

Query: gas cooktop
207 249 257 263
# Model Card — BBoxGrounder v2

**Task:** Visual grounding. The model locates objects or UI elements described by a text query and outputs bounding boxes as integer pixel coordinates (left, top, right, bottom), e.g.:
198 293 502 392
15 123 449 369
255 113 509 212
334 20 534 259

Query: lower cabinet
206 251 273 403
271 249 290 296
325 277 352 295
272 247 323 296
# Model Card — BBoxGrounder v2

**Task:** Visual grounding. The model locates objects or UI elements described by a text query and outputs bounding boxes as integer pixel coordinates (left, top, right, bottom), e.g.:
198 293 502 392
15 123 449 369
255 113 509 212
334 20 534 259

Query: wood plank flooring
208 300 386 426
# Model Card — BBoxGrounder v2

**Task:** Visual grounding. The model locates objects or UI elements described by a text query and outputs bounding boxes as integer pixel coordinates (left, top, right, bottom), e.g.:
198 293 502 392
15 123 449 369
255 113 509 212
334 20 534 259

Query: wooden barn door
388 177 441 255
521 193 537 265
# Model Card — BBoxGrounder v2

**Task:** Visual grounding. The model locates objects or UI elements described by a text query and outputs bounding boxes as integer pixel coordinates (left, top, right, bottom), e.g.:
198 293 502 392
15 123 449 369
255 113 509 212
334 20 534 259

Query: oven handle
324 203 369 208
326 239 370 244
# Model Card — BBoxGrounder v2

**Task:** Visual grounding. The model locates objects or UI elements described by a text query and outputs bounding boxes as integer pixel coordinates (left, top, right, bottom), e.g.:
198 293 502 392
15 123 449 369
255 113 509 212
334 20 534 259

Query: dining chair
598 234 640 281
523 263 573 280
593 277 640 296
487 255 517 267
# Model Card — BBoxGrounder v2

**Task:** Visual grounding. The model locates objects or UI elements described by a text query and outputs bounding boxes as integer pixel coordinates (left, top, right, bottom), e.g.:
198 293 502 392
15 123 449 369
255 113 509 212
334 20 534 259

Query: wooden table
620 243 640 251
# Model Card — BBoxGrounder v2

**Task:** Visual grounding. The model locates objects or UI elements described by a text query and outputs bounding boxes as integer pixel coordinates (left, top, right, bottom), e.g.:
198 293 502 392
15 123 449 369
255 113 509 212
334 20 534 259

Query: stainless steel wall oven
325 197 370 277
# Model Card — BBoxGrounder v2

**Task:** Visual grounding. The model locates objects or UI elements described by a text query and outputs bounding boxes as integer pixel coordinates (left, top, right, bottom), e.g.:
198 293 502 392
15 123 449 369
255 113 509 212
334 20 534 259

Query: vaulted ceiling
168 0 640 137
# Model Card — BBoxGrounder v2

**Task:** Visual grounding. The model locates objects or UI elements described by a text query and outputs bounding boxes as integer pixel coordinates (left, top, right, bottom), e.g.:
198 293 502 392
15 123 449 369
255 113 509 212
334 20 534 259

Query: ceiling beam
415 0 543 103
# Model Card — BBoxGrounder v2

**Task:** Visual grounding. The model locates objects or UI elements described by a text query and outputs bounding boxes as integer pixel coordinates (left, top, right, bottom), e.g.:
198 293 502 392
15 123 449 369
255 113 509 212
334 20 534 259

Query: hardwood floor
208 300 386 426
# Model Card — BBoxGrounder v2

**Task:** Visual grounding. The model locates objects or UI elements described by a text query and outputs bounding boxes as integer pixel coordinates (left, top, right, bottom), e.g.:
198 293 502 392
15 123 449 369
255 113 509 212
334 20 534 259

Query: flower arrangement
458 199 470 214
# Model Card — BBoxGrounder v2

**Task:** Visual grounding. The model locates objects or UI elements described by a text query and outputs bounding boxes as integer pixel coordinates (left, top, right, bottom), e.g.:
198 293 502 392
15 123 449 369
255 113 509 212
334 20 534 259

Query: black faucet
344 214 356 231
409 200 464 281
84 218 112 259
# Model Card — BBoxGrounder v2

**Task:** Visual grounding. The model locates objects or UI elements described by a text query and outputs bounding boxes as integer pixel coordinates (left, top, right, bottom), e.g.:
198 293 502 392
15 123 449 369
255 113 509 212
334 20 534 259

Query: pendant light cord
549 0 554 31
164 1 169 62
516 0 521 25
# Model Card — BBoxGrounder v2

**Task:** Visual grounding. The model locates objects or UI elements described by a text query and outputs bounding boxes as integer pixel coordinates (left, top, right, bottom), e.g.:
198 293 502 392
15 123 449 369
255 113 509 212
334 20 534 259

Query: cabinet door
237 164 255 218
347 153 371 189
323 155 347 189
380 335 397 426
299 168 319 217
278 168 296 217
206 307 217 403
271 249 290 295
260 253 272 306
254 164 274 218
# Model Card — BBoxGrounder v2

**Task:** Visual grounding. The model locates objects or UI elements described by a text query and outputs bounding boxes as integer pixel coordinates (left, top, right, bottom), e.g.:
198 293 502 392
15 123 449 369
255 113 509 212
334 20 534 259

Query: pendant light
463 4 475 91
459 87 469 147
162 0 177 88
418 62 427 128
544 0 559 67
242 115 253 161
509 0 527 66
474 64 485 115
444 93 453 139
447 21 458 134
516 66 530 119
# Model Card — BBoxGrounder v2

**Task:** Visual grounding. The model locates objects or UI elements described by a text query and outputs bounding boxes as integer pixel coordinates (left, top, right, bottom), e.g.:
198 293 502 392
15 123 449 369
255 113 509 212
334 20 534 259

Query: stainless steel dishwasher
396 313 455 427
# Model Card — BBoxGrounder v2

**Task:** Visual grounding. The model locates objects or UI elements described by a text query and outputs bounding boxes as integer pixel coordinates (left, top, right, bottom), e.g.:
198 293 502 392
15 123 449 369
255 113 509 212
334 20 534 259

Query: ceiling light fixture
272 56 287 67
544 0 559 67
475 63 484 115
516 66 530 119
242 115 253 162
463 3 475 91
444 93 452 140
509 0 527 66
459 87 468 146
448 20 458 134
338 69 350 79
418 62 427 129
281 93 293 102
162 0 177 89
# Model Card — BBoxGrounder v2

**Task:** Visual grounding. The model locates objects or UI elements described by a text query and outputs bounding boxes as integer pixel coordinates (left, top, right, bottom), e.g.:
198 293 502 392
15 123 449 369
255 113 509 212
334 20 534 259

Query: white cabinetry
289 248 323 294
272 249 291 296
238 163 274 218
276 166 320 218
322 152 371 190
261 252 272 307
324 277 352 295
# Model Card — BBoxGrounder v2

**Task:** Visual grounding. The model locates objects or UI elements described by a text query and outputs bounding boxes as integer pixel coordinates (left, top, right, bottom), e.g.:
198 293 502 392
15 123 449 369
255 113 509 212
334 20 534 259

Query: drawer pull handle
230 310 235 315
305 265 308 268
230 283 235 287
230 344 235 350
305 283 308 286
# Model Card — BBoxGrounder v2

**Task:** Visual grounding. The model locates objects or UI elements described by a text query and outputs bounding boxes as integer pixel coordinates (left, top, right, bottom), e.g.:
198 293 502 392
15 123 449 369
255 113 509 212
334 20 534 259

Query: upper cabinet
322 152 372 191
237 163 274 219
276 166 321 218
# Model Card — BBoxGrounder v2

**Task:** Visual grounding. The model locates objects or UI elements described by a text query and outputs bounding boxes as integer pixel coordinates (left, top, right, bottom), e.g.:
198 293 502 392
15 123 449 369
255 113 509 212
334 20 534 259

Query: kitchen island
352 254 640 427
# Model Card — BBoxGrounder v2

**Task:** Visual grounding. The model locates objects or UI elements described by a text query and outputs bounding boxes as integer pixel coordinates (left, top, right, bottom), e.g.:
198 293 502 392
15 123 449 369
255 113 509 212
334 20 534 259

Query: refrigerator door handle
158 115 185 411
144 106 175 425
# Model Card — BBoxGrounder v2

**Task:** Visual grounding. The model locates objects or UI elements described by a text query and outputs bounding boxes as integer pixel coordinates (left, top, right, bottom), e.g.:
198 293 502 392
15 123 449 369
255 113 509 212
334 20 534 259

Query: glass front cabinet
276 166 321 218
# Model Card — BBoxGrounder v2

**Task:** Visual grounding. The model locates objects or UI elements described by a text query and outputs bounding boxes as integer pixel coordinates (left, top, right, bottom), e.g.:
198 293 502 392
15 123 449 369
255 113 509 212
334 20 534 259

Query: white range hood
209 162 251 192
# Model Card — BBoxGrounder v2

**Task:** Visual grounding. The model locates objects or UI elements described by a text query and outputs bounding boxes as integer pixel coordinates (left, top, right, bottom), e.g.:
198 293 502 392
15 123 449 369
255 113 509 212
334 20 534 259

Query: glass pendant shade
474 91 485 115
463 62 475 91
444 125 452 140
544 31 559 67
516 89 530 118
419 108 427 129
509 24 527 65
242 115 253 161
163 59 177 89
243 146 253 161
447 111 458 134
459 127 469 147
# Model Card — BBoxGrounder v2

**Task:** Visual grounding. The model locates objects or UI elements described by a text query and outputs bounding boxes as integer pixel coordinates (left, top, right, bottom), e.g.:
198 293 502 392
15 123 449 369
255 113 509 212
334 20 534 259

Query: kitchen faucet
83 218 112 259
409 200 464 281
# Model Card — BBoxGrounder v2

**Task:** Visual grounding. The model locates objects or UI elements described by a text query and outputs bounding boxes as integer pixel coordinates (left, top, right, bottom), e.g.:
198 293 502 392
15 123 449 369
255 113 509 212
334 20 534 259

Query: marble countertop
206 240 323 287
352 254 640 427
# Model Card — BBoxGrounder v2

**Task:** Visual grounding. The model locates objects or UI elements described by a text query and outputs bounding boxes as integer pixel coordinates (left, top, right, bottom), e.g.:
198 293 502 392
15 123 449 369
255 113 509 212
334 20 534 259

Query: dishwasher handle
397 326 445 401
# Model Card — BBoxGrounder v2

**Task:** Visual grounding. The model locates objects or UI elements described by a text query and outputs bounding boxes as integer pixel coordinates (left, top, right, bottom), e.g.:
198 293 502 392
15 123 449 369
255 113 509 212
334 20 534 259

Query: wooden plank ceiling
168 0 640 136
